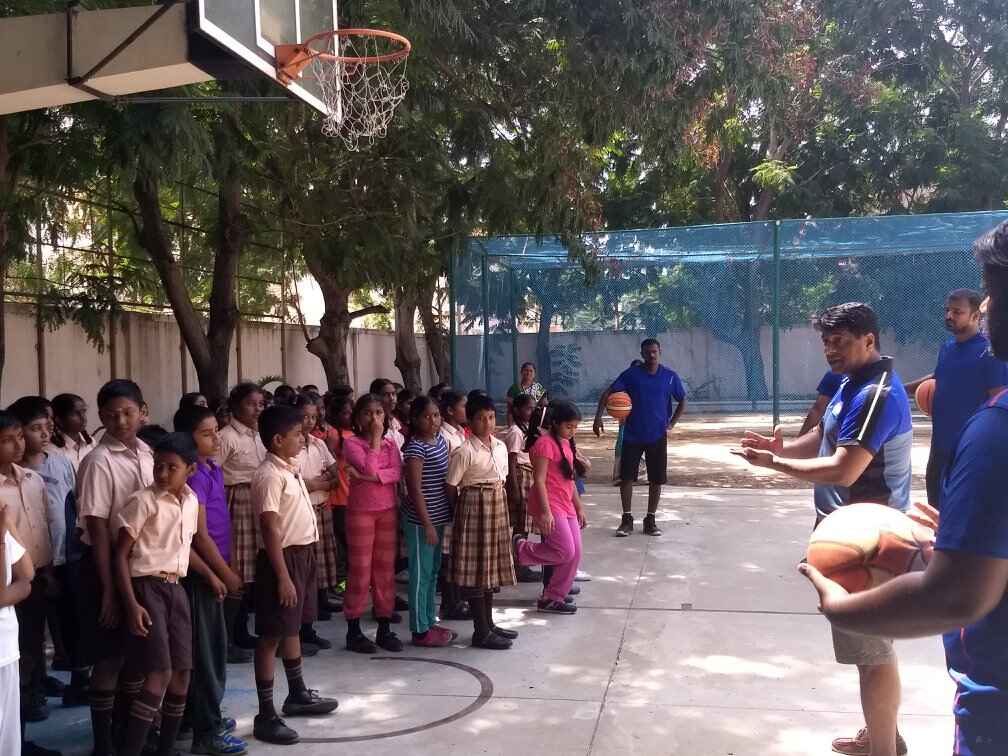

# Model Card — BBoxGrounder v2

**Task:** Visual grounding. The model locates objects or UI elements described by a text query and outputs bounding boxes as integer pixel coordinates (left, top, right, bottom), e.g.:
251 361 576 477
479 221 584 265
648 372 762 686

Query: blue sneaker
221 718 237 735
191 732 248 756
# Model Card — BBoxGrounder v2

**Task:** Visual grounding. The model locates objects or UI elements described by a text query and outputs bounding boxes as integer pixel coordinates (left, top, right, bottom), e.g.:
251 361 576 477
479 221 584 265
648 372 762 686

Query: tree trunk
737 332 769 403
418 284 450 384
0 123 9 394
393 288 423 393
535 299 555 392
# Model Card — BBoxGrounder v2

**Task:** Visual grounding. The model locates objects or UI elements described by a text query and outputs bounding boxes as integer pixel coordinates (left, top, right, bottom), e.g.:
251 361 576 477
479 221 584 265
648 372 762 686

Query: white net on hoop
313 33 409 151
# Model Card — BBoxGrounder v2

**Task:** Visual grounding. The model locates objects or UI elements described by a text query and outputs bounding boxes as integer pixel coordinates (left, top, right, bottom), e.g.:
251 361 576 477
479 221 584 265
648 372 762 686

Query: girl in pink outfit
513 400 588 614
342 394 403 653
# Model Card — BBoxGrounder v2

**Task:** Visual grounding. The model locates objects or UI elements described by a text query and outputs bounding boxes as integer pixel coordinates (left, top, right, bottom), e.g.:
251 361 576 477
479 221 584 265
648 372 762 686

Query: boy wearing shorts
250 405 337 745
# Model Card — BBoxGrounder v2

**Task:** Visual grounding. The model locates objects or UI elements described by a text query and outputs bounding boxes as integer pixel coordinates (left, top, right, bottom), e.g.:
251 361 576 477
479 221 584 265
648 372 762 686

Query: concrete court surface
34 485 955 756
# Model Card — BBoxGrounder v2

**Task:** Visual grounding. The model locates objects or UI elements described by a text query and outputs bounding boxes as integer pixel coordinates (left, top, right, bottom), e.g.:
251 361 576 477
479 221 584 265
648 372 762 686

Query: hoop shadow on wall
298 656 494 744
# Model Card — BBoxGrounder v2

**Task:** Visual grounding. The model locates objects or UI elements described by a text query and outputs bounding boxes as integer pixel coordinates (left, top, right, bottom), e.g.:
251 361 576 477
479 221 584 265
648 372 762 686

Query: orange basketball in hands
606 391 632 421
806 502 938 593
915 378 936 417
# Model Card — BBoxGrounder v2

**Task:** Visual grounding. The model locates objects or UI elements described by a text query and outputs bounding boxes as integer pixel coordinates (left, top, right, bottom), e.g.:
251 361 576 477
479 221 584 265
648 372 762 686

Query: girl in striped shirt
401 396 457 647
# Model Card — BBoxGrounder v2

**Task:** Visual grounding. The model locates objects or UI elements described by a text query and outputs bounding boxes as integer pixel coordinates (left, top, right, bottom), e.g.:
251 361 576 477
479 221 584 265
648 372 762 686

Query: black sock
283 657 307 696
256 678 276 718
119 689 161 756
484 591 495 630
70 667 90 690
300 622 313 638
346 617 362 637
542 565 555 589
157 692 186 756
469 594 488 637
114 674 144 747
377 618 392 637
89 687 117 756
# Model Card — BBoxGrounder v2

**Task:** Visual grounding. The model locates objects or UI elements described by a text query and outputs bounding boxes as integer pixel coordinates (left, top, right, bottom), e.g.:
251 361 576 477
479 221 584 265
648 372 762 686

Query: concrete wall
1 303 438 427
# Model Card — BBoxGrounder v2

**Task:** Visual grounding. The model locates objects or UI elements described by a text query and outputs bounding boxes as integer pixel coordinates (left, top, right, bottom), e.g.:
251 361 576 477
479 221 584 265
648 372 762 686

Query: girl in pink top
342 394 403 654
513 401 588 614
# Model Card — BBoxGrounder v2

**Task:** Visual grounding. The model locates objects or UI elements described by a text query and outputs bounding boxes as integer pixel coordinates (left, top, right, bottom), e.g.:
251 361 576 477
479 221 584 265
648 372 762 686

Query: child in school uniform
446 394 517 650
0 409 55 755
50 394 96 472
113 433 203 756
513 401 588 615
342 394 404 654
1 505 35 756
173 406 248 756
324 396 354 593
502 395 541 584
216 383 267 652
401 396 456 647
75 380 155 756
291 395 340 649
9 397 85 710
250 405 337 746
436 391 469 621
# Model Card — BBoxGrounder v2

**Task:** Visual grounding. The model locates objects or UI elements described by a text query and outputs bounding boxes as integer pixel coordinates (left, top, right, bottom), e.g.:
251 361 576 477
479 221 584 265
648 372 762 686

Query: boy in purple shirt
174 405 248 756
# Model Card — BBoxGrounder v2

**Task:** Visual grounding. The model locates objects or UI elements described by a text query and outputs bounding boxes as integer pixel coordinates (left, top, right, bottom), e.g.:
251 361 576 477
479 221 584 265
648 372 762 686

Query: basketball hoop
275 29 411 151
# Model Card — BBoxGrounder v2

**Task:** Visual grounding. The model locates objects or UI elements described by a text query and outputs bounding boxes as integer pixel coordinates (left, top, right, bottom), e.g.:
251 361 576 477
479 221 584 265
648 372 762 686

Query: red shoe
432 624 459 641
412 629 453 647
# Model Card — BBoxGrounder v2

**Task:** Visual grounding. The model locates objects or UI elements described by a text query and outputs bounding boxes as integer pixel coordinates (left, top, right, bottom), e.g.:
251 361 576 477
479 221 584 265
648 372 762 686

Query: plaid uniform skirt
314 505 339 591
451 484 516 590
507 463 535 534
226 483 257 584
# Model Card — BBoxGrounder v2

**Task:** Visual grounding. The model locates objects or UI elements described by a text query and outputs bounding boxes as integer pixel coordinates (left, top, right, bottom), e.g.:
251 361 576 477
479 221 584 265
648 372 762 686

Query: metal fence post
480 250 490 393
35 219 46 395
510 265 519 388
448 242 457 388
772 220 781 431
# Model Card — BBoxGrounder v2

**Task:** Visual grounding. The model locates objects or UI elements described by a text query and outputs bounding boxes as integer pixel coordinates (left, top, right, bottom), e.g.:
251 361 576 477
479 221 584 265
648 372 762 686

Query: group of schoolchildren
0 373 590 755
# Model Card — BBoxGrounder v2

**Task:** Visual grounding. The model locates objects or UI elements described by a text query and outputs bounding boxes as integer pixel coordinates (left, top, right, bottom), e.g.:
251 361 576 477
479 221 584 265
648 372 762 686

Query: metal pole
448 241 457 388
35 219 46 395
510 266 519 388
772 220 781 431
107 173 117 377
235 276 243 381
480 251 491 394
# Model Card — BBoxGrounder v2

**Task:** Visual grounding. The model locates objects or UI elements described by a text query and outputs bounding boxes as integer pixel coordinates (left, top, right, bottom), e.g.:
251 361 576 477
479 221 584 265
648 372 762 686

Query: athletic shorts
832 626 895 666
619 439 667 485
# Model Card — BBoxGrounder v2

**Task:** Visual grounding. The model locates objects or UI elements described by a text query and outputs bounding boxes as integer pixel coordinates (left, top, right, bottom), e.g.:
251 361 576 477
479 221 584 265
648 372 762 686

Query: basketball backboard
192 0 337 115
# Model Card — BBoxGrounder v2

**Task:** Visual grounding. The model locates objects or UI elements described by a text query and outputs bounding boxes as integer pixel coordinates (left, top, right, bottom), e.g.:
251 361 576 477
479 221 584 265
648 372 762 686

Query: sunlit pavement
37 485 953 755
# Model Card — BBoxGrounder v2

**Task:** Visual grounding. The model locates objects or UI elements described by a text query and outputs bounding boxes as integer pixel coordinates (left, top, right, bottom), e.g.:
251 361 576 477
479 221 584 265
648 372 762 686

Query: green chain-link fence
451 211 1008 422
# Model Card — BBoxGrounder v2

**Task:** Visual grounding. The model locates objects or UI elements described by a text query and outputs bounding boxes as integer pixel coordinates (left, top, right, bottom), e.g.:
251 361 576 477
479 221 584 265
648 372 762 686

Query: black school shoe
615 514 634 537
471 631 512 650
253 714 299 745
642 514 662 536
491 625 519 640
300 629 333 650
281 689 339 716
346 632 378 654
376 628 404 652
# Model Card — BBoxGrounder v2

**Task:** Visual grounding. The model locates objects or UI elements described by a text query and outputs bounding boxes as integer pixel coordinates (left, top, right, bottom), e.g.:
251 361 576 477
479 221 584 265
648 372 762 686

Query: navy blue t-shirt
815 358 913 519
937 389 1008 756
611 364 686 445
817 370 844 399
932 333 1008 453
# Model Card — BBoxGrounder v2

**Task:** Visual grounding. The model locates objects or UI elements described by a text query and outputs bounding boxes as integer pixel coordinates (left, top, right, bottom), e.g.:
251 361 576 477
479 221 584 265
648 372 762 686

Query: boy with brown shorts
113 433 201 756
251 405 338 746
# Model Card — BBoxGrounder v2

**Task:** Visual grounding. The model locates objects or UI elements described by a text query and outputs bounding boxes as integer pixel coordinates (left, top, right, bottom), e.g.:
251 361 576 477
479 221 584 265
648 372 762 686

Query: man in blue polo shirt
735 302 913 756
593 339 686 537
904 289 1008 509
801 221 1008 756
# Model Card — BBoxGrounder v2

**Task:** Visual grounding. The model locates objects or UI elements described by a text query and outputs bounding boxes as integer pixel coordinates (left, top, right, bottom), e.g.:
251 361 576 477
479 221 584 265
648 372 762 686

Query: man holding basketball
593 339 686 537
801 224 1008 756
735 302 913 756
904 289 1007 510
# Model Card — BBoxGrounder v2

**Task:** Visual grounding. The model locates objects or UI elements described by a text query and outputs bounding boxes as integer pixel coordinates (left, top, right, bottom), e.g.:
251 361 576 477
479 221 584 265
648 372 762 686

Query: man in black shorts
594 339 687 536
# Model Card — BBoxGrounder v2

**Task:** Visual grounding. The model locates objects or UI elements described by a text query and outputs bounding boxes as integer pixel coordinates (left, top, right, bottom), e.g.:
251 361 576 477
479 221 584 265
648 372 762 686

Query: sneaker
642 514 662 536
471 631 512 650
831 728 908 756
252 714 299 745
376 630 403 652
511 533 525 554
567 584 581 596
191 733 248 756
221 718 237 735
44 675 66 698
300 642 320 657
412 629 452 648
281 688 339 716
615 514 634 537
300 630 333 650
346 633 378 654
516 566 542 583
432 624 459 641
537 598 577 614
227 645 253 664
574 570 592 582
176 723 194 742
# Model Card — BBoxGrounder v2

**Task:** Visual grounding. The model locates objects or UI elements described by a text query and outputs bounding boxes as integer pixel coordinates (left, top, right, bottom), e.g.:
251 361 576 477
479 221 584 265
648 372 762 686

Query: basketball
915 378 936 417
806 503 938 593
606 391 633 421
